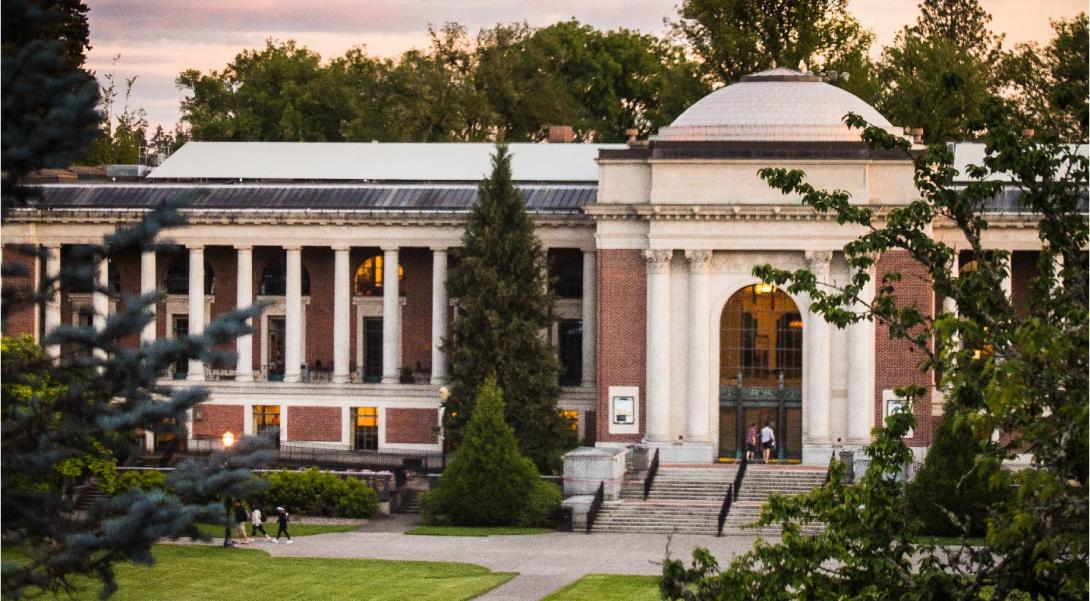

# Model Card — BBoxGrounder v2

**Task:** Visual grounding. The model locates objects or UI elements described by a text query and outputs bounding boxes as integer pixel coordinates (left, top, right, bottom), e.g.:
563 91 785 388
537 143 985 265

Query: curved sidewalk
245 515 772 600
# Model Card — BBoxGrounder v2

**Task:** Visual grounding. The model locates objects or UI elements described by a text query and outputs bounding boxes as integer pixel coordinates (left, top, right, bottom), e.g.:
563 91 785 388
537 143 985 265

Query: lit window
351 407 379 450
354 255 404 296
253 405 280 434
561 410 579 433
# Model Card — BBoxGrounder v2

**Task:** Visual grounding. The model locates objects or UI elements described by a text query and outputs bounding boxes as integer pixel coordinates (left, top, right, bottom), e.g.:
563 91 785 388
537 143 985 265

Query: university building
3 68 1055 464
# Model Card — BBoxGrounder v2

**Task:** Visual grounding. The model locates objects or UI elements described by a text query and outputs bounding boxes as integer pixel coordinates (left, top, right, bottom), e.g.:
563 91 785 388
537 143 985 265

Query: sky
84 0 1088 130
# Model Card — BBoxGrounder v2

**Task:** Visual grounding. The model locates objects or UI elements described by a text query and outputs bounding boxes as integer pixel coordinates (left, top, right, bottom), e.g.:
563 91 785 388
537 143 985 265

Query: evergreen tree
422 376 544 526
907 412 1009 537
445 145 567 473
1 2 273 597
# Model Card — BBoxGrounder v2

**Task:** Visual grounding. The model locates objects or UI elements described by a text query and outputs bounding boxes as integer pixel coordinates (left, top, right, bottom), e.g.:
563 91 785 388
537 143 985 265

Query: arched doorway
719 284 803 460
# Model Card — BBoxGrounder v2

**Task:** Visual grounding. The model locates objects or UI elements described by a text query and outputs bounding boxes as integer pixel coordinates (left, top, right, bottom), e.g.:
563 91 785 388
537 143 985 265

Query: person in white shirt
251 506 270 542
760 422 776 463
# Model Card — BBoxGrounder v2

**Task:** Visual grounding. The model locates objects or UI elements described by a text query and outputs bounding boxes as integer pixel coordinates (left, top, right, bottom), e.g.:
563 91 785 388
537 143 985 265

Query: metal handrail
733 451 748 502
643 448 660 501
717 482 734 537
823 451 836 486
586 481 605 534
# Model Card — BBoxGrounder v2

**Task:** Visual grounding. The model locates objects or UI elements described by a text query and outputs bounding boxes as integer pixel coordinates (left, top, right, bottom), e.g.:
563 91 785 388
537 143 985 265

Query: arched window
164 259 214 295
259 262 310 296
354 254 403 296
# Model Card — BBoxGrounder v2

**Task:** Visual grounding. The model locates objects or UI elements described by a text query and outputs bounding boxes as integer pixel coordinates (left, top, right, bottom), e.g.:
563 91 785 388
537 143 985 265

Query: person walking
760 421 776 463
233 502 250 544
745 423 758 462
273 506 293 544
251 506 271 542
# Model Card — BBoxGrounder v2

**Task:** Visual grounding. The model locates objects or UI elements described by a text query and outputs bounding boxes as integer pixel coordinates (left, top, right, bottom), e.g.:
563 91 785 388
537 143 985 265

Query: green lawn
406 525 552 537
196 522 359 539
543 574 661 601
6 545 513 601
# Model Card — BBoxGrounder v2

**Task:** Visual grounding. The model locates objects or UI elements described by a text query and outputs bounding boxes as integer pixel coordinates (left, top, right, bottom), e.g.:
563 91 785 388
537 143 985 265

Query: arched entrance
719 284 803 460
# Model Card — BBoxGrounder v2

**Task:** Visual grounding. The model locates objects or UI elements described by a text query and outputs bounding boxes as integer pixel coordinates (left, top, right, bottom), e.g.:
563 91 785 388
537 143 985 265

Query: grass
5 545 514 601
543 575 661 601
195 522 359 539
406 525 552 537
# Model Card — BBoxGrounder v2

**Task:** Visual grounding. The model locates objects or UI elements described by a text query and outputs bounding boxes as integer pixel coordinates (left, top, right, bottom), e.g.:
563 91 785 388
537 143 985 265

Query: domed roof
655 67 896 142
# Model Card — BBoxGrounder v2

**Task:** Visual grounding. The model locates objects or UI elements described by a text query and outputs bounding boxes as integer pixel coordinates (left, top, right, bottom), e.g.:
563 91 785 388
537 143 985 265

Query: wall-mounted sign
608 386 640 435
883 390 913 438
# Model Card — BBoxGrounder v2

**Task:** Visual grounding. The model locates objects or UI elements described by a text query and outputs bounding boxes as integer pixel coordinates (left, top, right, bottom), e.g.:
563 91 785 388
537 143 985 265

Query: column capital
805 250 833 271
429 245 450 253
643 249 673 274
283 244 302 252
381 244 400 252
187 243 205 251
331 244 351 252
684 249 713 273
233 243 253 251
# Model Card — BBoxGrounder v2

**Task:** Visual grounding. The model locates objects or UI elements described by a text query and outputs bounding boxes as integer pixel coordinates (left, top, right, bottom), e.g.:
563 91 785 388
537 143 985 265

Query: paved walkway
230 515 772 600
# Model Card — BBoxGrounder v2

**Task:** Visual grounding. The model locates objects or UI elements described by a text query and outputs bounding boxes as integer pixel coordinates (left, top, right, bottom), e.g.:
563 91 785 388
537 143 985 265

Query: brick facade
595 249 647 443
192 404 243 439
287 406 341 442
385 408 438 444
874 251 934 447
2 244 38 338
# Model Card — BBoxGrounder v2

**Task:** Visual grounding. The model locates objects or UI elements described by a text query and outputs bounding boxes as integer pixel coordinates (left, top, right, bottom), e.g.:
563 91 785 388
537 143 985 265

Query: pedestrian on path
745 423 758 461
761 422 776 463
274 506 293 544
251 506 271 542
233 502 250 544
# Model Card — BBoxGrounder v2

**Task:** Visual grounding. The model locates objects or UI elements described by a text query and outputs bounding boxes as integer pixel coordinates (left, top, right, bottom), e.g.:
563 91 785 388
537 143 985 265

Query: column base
332 374 348 384
282 374 300 384
381 376 399 385
186 374 205 383
235 374 254 383
430 377 447 385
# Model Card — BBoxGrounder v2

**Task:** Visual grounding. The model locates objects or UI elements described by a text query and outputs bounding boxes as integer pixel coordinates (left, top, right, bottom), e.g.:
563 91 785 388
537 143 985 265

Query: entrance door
719 285 803 460
362 317 383 383
267 316 286 380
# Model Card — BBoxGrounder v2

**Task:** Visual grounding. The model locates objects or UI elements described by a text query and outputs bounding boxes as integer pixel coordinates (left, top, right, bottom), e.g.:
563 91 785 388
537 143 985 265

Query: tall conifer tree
445 145 567 473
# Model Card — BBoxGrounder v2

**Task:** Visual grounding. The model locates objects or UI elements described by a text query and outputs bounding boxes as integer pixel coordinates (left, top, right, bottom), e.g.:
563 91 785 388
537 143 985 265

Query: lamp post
437 386 450 470
221 431 235 548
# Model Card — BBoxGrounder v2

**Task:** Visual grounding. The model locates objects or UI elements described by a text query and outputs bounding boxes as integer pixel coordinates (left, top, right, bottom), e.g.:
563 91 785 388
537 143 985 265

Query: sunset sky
84 0 1088 130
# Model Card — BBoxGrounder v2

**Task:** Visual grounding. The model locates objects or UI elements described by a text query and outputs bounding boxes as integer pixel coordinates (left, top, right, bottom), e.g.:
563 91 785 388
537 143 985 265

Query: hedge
249 468 378 518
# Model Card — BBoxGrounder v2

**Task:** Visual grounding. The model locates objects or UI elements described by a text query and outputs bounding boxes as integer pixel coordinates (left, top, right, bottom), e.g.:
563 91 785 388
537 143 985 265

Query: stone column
283 246 302 383
846 266 875 443
581 250 597 388
140 250 157 345
92 258 109 360
187 245 205 382
381 247 401 384
235 245 254 382
685 250 712 442
805 251 832 442
644 249 673 442
44 245 61 358
333 246 351 384
430 247 448 385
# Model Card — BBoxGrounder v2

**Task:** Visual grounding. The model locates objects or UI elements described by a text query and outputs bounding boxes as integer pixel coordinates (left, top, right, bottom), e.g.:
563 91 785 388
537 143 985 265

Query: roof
950 142 1089 182
655 68 896 143
31 183 596 213
148 142 624 182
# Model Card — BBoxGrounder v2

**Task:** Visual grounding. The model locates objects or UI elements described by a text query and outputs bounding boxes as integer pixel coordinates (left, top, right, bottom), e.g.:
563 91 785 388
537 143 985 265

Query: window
351 407 378 450
259 262 311 295
548 249 583 299
560 410 579 434
354 255 403 296
253 405 281 435
69 258 120 293
172 315 188 377
164 259 214 295
557 319 583 386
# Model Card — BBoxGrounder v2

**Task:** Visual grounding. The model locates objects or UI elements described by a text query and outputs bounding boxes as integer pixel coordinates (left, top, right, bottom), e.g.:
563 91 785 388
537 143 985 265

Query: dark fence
718 453 748 536
182 439 442 472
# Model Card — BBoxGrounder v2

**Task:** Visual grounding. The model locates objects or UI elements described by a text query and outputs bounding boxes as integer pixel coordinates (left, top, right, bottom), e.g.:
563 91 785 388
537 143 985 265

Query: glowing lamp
222 431 236 448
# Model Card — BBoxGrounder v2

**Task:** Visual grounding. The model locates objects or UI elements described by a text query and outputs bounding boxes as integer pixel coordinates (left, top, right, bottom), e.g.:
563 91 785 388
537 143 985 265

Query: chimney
547 125 574 144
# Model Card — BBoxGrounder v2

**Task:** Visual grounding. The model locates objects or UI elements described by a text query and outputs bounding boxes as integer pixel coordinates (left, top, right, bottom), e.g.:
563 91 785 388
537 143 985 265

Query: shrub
425 376 541 526
907 413 1009 537
115 470 167 493
250 468 378 518
517 479 562 527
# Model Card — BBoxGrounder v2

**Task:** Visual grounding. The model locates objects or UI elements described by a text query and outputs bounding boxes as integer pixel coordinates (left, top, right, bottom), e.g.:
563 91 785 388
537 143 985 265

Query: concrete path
233 516 772 600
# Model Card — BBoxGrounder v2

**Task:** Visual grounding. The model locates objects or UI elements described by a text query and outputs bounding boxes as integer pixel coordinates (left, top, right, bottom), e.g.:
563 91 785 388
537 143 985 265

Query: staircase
721 465 828 535
397 488 422 514
590 463 827 535
592 466 732 534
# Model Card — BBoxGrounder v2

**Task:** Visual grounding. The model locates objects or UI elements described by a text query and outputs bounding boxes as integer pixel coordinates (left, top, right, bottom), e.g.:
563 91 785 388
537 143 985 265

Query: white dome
655 68 896 142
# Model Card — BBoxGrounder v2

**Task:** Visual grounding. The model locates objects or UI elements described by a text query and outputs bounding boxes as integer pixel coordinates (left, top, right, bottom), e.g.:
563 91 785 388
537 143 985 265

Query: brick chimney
547 125 574 143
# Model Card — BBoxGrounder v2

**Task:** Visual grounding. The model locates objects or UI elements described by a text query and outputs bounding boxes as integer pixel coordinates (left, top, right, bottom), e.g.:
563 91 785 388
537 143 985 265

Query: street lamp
437 387 450 470
221 431 236 547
